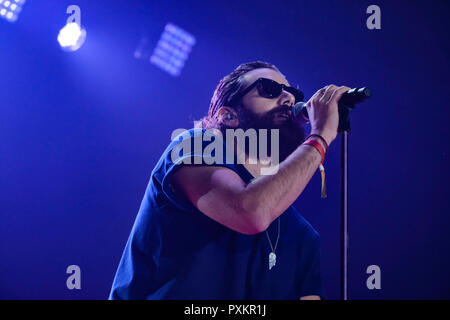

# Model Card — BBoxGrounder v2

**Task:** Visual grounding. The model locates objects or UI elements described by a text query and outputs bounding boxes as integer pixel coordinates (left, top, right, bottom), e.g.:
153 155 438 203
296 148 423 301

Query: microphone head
292 101 308 120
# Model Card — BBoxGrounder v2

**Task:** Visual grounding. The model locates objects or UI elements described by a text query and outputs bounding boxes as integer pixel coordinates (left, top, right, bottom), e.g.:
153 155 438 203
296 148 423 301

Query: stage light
57 22 86 52
0 0 25 23
134 23 196 77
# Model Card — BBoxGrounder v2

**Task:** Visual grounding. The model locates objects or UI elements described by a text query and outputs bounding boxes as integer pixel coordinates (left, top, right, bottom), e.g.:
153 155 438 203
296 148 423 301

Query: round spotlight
57 22 86 52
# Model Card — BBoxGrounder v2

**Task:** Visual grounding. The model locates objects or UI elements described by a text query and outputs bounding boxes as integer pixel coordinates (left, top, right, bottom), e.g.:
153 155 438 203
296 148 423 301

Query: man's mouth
274 110 291 120
272 105 292 120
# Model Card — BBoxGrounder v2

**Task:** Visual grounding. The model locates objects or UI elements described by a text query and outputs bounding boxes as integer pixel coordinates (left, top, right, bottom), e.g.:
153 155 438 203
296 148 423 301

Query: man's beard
235 104 307 162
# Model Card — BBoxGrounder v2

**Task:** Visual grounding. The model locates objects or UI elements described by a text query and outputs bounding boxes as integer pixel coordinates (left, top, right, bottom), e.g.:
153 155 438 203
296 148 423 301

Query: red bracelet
305 134 329 154
303 139 325 164
302 138 327 198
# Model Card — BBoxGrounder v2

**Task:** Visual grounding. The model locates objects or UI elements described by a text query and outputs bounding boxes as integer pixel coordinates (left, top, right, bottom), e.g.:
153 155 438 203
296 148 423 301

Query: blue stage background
0 0 449 299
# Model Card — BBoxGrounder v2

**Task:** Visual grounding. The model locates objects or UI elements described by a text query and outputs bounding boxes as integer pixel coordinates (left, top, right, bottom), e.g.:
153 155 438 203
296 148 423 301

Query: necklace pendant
269 252 276 270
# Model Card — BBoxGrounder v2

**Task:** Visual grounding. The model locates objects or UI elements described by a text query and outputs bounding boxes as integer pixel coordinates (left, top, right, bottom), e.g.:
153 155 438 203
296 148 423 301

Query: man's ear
216 107 239 128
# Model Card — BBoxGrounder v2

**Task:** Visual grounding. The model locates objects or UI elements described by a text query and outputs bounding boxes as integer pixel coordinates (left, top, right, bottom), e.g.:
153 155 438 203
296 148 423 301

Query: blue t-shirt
109 128 324 299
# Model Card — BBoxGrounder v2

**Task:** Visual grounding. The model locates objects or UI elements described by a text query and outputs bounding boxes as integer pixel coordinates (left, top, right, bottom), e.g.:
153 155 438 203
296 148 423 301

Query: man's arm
172 142 324 234
172 85 349 235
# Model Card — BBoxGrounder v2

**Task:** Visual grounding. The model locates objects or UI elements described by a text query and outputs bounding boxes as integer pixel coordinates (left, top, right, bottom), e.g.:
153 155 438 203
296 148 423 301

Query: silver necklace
265 217 280 270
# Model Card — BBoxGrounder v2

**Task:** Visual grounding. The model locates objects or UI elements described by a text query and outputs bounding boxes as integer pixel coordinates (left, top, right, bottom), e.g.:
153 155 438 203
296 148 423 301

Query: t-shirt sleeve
159 128 236 212
297 233 326 299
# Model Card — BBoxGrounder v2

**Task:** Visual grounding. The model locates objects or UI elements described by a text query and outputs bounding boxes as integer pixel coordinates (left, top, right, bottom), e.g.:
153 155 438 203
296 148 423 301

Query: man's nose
279 89 295 107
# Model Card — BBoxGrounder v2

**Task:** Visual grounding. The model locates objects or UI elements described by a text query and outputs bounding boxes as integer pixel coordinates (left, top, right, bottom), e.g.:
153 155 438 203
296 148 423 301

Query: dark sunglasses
231 78 304 105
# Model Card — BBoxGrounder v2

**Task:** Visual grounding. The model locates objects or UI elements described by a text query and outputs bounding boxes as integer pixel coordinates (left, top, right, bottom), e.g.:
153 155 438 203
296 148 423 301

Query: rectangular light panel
150 23 195 77
0 0 26 23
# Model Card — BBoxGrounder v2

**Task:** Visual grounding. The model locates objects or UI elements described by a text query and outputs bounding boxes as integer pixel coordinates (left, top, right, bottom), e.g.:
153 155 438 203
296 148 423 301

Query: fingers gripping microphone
292 87 371 121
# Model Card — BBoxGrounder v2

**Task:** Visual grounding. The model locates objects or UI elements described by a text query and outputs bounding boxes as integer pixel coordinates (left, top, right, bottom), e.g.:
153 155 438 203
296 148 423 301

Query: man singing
109 61 349 299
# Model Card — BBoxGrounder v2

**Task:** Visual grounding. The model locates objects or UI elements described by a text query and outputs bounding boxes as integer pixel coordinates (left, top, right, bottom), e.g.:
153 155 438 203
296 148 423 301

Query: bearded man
109 61 349 300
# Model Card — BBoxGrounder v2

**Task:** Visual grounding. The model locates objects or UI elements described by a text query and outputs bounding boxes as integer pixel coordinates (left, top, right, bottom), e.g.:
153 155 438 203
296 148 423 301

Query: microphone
292 87 371 121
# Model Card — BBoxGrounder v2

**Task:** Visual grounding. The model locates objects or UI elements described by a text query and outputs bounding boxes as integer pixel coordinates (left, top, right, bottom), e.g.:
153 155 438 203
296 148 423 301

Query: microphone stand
336 87 370 300
295 87 370 300
338 103 352 301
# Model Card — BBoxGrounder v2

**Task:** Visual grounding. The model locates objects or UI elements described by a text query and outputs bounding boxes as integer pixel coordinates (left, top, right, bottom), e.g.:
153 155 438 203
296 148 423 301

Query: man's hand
305 85 351 146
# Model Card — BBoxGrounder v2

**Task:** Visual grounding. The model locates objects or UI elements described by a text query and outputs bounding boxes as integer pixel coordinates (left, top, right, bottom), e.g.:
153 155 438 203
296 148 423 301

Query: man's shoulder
150 127 239 184
164 127 227 158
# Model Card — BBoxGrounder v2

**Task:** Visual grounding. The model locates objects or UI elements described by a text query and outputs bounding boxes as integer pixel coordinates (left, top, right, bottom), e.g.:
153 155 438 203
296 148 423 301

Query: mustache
237 104 298 129
265 104 293 118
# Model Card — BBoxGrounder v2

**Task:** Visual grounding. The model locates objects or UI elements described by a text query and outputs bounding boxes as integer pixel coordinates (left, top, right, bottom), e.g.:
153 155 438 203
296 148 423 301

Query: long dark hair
197 61 282 130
